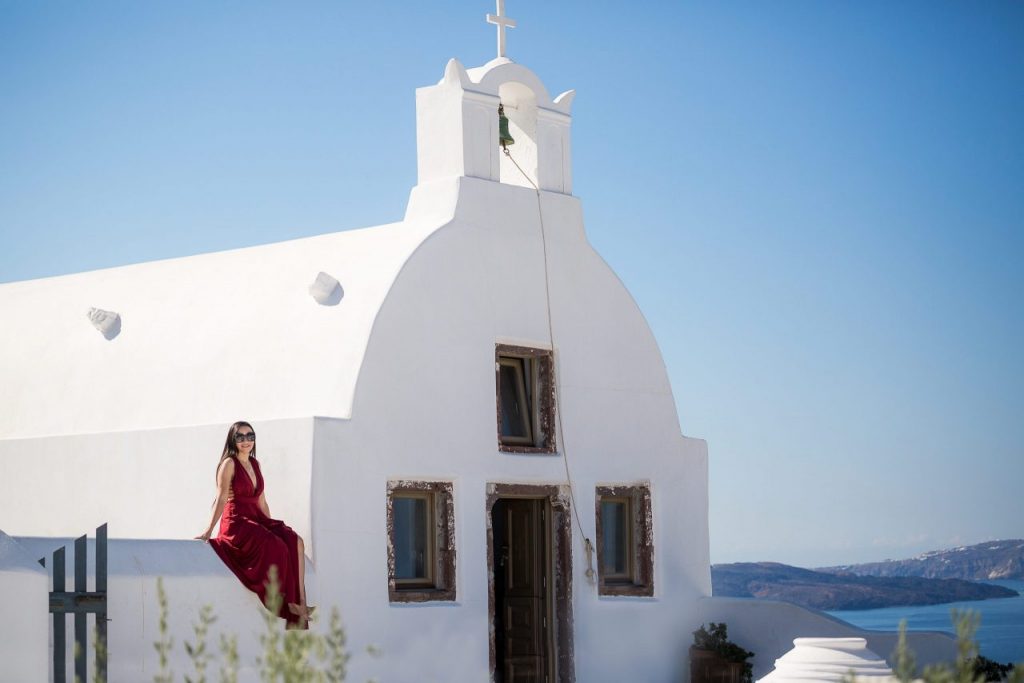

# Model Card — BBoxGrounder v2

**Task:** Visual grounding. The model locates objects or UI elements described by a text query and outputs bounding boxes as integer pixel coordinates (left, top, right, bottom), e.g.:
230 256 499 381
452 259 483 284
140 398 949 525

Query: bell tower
413 49 575 193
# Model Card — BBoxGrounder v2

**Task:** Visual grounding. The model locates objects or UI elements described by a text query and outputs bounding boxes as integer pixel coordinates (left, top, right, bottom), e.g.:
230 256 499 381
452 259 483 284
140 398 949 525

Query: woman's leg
295 536 308 607
261 521 304 624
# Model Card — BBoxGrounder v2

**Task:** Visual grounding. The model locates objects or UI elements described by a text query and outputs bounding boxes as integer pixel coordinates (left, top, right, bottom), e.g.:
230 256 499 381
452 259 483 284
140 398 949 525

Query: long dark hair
218 421 256 476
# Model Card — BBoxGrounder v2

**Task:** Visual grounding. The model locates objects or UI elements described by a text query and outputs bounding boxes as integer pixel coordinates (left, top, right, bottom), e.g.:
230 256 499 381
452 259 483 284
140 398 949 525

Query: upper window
387 481 456 602
495 344 556 453
595 484 654 597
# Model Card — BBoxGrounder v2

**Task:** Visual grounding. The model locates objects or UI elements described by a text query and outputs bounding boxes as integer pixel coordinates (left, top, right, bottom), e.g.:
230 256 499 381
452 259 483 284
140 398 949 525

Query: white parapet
0 531 49 683
15 536 319 682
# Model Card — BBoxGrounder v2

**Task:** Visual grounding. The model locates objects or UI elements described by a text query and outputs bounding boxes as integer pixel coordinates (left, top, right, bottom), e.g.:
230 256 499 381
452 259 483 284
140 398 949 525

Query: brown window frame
595 484 654 597
386 480 456 603
495 344 556 453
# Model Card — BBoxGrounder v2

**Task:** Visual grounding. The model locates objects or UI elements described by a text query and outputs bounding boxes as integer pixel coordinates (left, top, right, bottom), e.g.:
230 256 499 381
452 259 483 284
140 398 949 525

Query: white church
0 8 955 683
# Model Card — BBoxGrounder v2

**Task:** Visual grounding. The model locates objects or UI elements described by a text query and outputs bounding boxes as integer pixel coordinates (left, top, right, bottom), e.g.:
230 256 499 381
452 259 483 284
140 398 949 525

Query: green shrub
844 610 1021 683
692 622 754 683
149 569 370 683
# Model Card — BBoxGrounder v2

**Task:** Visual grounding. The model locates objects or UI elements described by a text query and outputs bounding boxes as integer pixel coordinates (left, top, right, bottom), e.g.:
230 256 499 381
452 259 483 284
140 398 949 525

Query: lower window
595 484 653 596
387 481 456 602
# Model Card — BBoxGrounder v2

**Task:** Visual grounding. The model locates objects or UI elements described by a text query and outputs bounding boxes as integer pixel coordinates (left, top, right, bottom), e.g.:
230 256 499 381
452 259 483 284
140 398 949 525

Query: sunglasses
234 433 256 443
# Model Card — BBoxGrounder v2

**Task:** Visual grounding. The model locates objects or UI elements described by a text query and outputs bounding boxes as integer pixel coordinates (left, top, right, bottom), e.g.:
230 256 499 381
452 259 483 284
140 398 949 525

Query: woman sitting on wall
197 421 314 629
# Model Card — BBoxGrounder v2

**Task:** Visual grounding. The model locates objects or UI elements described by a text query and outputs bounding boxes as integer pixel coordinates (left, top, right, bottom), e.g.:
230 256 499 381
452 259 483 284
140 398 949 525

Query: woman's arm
196 459 234 541
258 491 271 518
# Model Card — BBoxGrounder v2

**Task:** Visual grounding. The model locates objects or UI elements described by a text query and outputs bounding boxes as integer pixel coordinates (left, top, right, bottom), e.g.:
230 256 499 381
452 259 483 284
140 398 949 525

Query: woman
197 421 313 629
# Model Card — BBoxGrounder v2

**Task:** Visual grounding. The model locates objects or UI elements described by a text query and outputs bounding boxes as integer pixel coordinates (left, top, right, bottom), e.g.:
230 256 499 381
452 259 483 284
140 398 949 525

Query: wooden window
495 344 556 453
392 492 433 587
600 497 633 582
386 481 456 602
595 484 654 597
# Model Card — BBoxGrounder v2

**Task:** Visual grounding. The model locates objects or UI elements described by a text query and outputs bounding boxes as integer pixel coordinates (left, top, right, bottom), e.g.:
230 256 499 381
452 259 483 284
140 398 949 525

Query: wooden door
493 498 550 683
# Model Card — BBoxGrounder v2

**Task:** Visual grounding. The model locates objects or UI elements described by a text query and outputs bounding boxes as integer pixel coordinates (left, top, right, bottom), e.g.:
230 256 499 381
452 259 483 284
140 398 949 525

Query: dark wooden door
493 498 550 683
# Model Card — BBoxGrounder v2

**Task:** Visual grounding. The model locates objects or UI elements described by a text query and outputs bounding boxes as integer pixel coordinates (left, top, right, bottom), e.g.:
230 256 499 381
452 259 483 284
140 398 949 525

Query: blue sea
828 580 1024 665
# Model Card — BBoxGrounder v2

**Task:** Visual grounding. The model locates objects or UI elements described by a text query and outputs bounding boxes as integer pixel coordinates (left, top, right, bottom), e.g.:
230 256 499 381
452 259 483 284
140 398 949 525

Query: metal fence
38 524 108 683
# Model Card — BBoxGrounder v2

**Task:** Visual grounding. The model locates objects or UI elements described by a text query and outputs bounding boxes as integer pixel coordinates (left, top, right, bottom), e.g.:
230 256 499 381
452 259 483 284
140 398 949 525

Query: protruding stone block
88 307 121 339
309 272 343 306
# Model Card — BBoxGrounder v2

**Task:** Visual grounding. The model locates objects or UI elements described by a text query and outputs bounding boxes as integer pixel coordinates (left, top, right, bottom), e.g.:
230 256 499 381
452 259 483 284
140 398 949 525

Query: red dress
210 456 303 626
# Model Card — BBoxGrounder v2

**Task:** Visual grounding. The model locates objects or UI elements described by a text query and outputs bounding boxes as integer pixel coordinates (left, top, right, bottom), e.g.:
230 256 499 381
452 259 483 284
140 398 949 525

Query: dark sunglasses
234 433 256 442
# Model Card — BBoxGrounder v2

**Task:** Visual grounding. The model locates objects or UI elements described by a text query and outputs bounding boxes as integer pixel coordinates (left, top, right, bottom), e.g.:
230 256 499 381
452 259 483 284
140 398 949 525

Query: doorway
487 484 574 683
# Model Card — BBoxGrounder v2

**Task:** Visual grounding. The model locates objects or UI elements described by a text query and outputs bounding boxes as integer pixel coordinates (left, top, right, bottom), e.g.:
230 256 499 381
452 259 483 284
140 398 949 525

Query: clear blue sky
2 2 1021 567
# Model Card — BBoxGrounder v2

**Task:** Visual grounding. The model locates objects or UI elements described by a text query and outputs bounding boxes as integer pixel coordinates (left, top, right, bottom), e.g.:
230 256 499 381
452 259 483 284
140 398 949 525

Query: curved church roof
0 217 439 439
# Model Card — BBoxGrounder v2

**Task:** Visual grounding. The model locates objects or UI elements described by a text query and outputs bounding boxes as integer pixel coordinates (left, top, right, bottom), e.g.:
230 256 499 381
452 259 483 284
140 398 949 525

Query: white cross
486 0 516 59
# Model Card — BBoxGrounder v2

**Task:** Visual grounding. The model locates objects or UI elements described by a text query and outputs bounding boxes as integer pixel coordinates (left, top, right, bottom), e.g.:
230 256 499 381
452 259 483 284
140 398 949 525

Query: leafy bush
844 610 1022 683
692 622 754 683
151 572 367 683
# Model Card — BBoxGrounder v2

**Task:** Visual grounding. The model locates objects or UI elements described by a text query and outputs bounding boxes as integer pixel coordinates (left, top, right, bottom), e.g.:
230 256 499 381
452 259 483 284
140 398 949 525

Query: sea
828 580 1024 665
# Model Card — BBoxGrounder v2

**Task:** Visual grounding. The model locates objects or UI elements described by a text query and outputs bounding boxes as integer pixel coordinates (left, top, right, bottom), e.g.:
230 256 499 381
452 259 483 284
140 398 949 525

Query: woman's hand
195 529 212 542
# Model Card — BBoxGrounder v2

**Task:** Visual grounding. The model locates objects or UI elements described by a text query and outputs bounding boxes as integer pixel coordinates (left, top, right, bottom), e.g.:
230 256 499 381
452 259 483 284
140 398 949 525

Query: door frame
486 483 575 683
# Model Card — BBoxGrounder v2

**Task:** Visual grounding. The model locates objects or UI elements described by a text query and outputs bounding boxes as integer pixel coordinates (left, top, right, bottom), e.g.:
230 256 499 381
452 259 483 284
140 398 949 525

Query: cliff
819 540 1024 581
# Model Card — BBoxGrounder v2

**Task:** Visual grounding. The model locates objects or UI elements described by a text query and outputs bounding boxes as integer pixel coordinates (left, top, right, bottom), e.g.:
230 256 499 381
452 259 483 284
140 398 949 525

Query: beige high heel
288 603 316 628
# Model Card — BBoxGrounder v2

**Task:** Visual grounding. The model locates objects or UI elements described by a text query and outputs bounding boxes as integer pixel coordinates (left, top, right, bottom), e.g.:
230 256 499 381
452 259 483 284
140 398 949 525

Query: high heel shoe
288 602 316 628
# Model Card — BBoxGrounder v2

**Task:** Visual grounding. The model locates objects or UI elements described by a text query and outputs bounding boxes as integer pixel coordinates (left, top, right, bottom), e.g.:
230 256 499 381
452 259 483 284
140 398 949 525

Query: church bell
498 104 515 149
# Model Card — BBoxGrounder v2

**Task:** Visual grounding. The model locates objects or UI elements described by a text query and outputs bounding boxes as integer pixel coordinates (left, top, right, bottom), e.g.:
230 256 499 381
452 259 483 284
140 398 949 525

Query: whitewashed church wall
0 418 315 559
310 176 712 682
567 435 711 682
0 221 425 439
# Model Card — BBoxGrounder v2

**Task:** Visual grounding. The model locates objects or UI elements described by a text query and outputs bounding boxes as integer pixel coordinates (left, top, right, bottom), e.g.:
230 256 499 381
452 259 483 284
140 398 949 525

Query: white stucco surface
303 172 712 681
0 531 48 683
0 220 436 439
0 418 315 558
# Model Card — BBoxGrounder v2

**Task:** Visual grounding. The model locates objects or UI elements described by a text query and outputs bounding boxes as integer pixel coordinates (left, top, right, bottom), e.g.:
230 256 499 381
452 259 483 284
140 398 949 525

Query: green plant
692 622 754 683
893 620 917 682
920 610 984 683
185 604 216 683
151 568 369 682
324 608 351 683
219 632 239 683
845 610 1022 683
93 624 109 683
154 577 174 683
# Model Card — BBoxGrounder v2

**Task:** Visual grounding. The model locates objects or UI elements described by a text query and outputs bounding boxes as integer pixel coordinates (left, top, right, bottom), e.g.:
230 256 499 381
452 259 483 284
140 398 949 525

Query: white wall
0 532 48 683
0 222 428 439
0 418 315 559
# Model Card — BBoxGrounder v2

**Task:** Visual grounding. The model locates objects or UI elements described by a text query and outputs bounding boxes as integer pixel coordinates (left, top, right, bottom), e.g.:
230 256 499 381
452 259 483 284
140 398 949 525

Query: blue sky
2 2 1021 567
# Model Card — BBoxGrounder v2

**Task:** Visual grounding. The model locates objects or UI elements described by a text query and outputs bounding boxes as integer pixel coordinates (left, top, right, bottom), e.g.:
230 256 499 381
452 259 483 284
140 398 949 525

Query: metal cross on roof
486 0 516 59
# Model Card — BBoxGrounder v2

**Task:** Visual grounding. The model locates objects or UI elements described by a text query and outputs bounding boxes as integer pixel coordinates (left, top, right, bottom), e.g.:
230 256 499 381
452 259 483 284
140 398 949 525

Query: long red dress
210 456 303 627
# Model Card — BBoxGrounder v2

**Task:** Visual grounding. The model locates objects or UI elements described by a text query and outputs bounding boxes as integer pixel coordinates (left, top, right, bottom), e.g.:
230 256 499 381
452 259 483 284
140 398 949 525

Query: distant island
712 540 1023 611
819 539 1024 581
